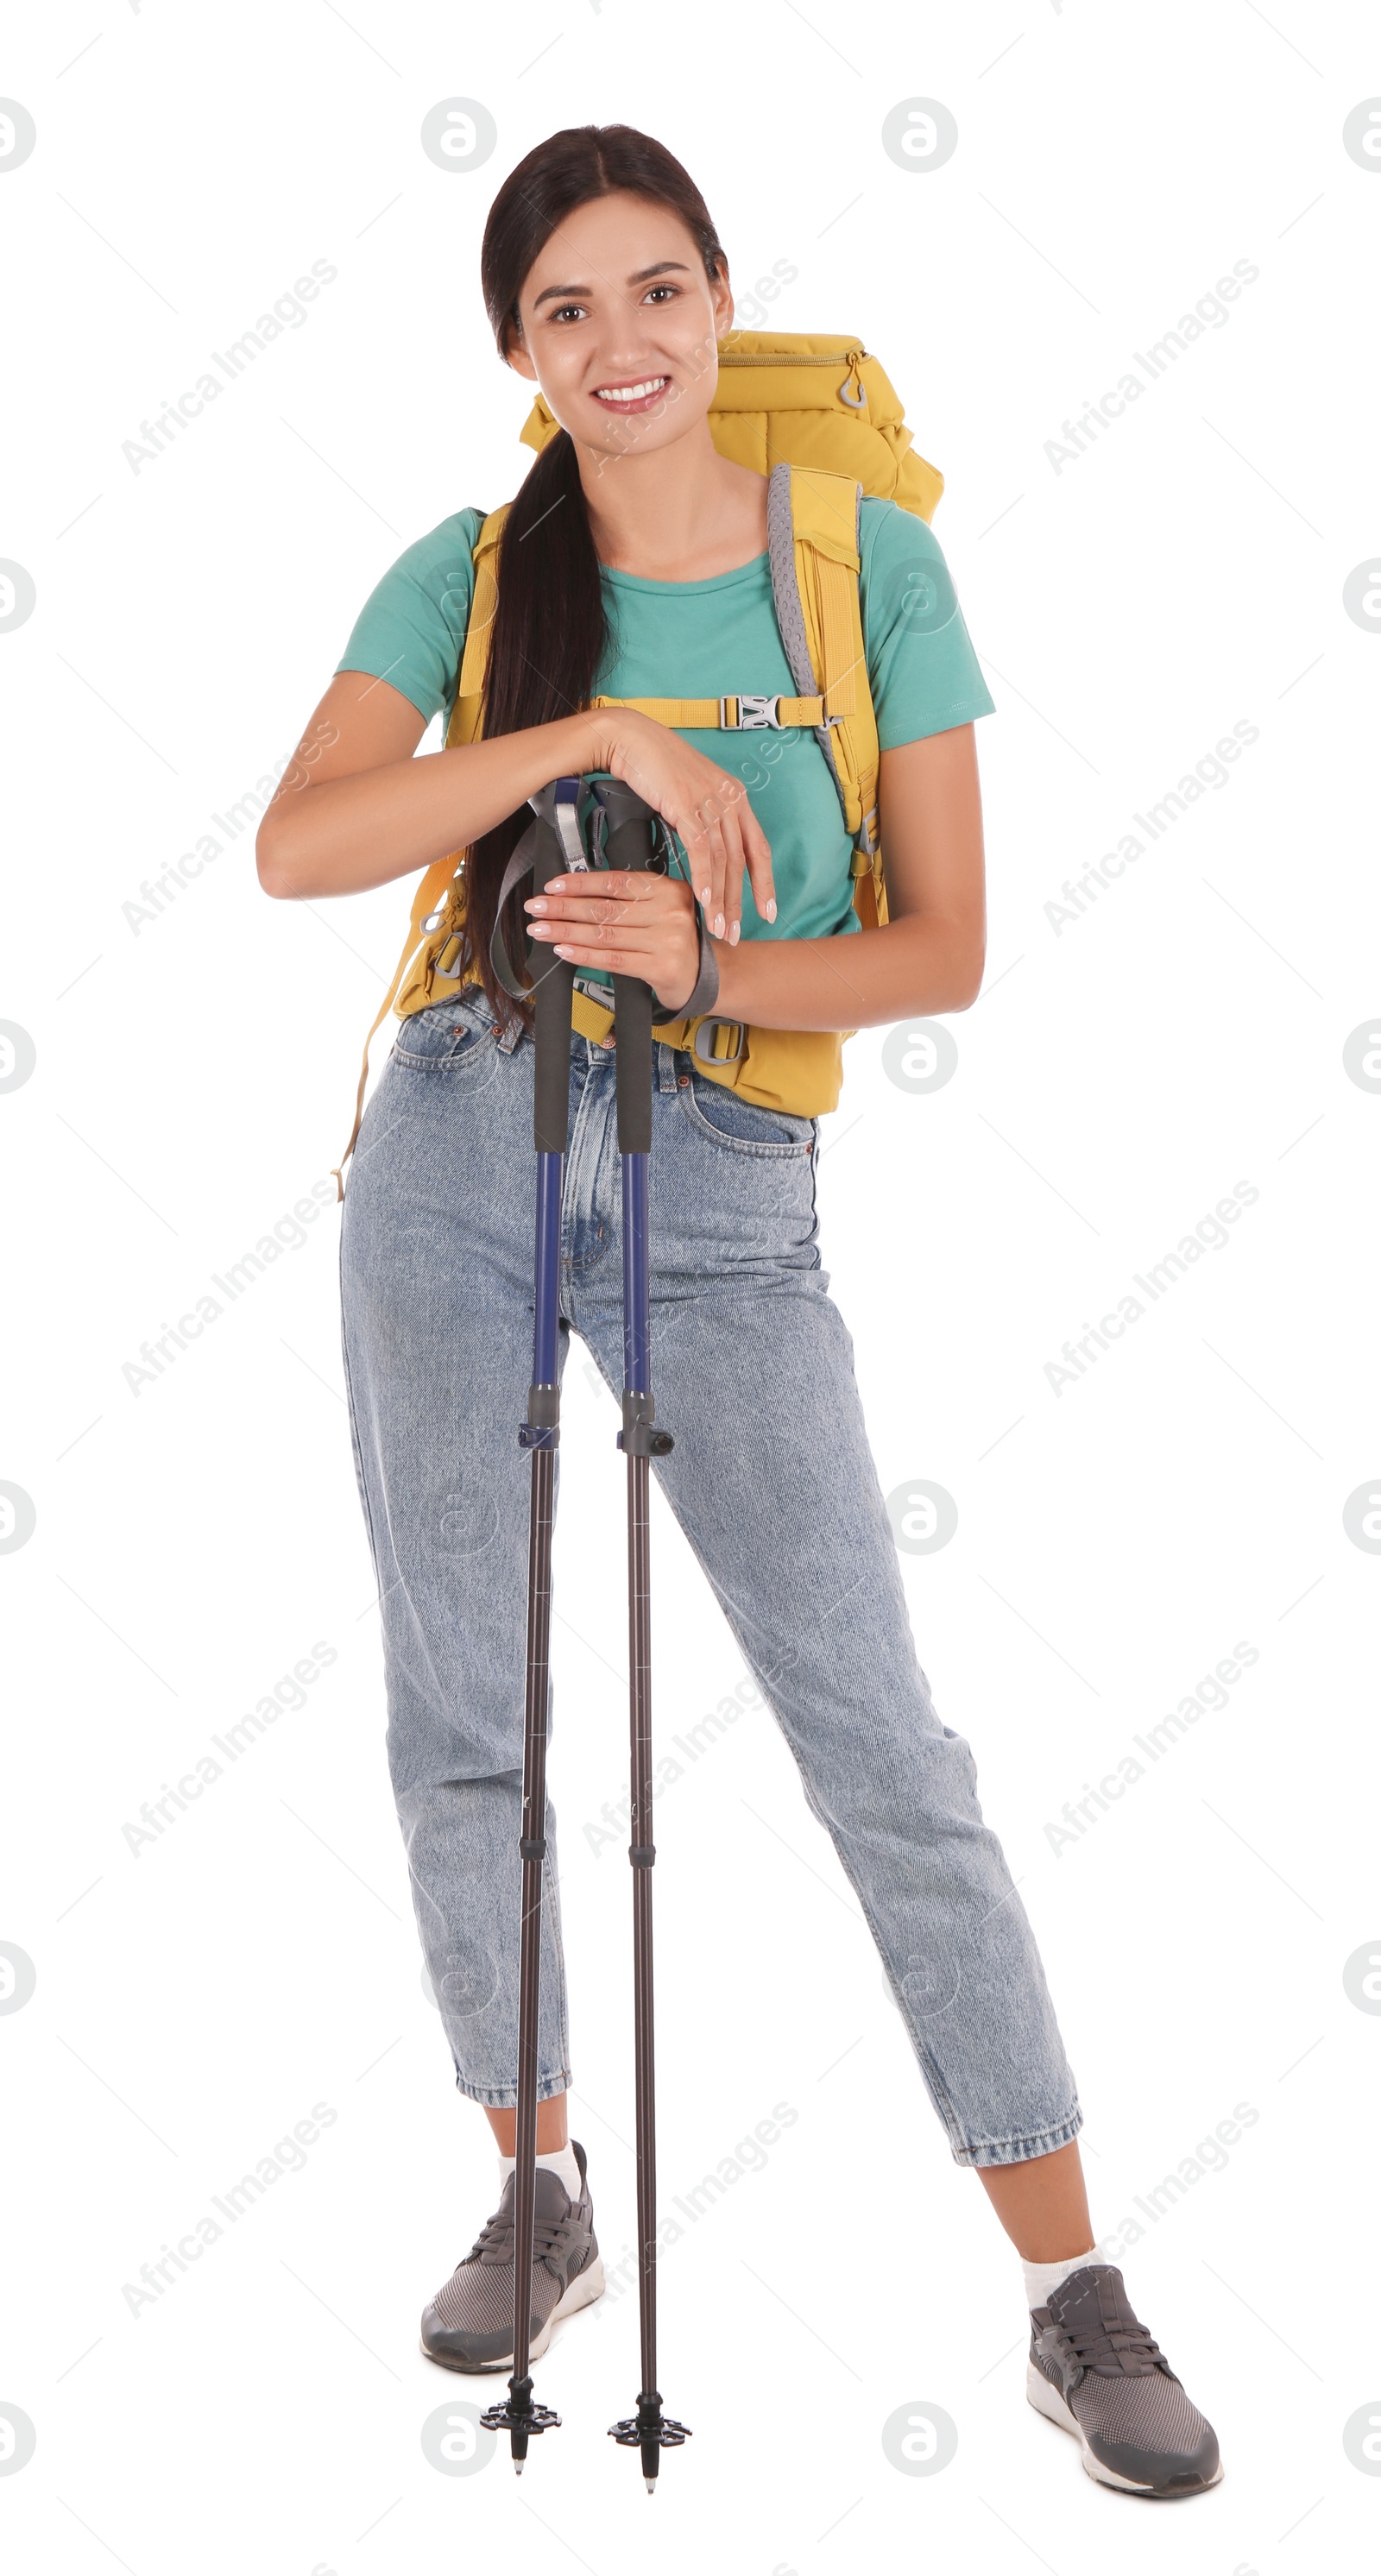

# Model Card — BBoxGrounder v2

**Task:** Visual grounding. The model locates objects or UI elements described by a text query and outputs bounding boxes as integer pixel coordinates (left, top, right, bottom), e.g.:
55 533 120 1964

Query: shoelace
1057 2304 1167 2378
468 2204 571 2271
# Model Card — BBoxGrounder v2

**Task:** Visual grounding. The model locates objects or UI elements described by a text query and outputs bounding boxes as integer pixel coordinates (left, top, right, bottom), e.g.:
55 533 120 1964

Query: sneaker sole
421 2255 607 2376
1025 2359 1223 2496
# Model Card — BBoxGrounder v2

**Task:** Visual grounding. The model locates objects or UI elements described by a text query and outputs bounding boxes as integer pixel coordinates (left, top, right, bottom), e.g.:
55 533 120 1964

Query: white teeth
594 376 669 402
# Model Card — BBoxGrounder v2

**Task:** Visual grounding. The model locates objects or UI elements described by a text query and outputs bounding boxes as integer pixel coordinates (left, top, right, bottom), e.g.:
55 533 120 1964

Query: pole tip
645 2477 657 2494
514 2462 524 2477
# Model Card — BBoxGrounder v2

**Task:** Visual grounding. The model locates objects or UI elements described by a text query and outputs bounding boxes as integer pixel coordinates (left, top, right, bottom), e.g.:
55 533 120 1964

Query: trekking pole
480 776 586 2474
594 781 693 2492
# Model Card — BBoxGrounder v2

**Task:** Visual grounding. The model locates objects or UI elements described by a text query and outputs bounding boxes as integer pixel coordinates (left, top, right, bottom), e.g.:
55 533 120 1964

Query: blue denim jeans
338 982 1081 2168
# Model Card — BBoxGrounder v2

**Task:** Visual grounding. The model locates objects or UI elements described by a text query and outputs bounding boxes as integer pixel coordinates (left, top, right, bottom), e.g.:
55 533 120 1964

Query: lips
590 375 672 414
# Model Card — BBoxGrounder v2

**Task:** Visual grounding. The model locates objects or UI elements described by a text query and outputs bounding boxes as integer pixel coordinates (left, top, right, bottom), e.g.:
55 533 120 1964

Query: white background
3 3 1378 2570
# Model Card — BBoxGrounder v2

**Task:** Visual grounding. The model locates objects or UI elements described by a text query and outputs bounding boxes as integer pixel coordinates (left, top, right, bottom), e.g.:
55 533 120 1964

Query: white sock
497 2141 582 2203
1022 2246 1100 2314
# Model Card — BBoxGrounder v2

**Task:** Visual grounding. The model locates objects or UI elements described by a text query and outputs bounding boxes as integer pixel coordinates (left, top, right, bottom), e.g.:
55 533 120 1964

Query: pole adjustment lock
617 1389 674 1458
520 1382 561 1449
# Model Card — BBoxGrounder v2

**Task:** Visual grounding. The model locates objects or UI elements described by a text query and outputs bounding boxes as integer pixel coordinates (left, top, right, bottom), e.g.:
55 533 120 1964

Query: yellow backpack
336 334 943 1193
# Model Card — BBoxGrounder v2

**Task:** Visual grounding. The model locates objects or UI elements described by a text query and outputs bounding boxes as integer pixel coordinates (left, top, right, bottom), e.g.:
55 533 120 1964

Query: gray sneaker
420 2141 604 2373
1027 2264 1221 2496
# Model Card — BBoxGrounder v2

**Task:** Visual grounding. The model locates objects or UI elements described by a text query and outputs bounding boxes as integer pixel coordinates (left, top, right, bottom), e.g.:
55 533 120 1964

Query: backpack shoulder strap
332 505 511 1199
449 502 510 746
766 462 886 931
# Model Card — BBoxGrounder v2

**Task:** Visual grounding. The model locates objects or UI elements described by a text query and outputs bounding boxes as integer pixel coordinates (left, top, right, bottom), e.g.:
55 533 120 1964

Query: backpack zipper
718 348 870 407
716 349 871 365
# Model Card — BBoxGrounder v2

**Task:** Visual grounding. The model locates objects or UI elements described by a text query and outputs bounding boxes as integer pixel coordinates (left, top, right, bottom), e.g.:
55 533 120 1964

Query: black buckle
692 1016 746 1066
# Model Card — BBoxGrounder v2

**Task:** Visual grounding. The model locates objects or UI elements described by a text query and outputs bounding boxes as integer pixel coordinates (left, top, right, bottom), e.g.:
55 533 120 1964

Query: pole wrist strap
653 902 719 1023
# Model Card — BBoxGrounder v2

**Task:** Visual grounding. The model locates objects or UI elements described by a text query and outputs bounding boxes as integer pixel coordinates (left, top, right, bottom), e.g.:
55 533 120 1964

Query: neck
574 421 761 580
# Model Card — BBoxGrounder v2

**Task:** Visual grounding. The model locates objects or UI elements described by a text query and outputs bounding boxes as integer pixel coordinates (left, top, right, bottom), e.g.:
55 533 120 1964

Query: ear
709 260 735 341
507 337 539 386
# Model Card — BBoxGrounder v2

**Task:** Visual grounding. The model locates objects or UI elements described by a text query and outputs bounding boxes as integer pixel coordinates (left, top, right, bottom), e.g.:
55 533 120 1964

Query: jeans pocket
391 988 497 1073
678 1065 817 1156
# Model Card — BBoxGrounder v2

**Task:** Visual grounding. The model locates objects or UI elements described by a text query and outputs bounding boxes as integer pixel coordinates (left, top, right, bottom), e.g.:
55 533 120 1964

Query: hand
583 706 776 943
524 867 706 1011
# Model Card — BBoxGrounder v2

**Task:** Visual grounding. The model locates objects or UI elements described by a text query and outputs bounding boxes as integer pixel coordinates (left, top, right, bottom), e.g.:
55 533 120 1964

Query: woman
256 124 1219 2499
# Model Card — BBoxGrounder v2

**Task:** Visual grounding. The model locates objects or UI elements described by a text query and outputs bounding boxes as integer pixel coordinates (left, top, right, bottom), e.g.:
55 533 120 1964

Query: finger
533 896 661 951
527 885 669 935
739 800 776 926
718 797 753 948
692 795 731 939
525 871 661 915
714 778 760 942
678 803 713 896
548 937 658 974
682 838 717 937
572 870 659 901
721 783 778 927
528 910 629 942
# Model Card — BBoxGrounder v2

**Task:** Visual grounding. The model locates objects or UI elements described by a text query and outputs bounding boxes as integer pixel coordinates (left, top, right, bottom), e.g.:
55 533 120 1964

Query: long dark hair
459 126 728 1030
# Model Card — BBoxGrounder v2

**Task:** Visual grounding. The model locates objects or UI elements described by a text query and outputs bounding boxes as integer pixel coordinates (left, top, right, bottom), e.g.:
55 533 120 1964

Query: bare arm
255 670 605 898
707 724 986 1025
255 671 779 923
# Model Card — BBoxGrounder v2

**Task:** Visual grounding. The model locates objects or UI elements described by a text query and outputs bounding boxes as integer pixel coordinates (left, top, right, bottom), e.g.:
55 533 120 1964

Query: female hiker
256 123 1220 2498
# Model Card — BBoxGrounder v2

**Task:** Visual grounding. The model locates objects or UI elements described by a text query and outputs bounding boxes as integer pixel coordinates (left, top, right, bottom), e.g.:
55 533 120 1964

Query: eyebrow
532 261 692 312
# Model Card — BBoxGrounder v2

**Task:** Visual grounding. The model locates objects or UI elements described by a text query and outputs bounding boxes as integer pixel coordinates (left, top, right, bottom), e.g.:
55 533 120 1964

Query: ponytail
463 429 609 1030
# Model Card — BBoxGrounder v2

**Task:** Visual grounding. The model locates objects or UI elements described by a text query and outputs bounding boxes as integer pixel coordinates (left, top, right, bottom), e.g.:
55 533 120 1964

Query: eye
551 302 587 324
643 283 678 304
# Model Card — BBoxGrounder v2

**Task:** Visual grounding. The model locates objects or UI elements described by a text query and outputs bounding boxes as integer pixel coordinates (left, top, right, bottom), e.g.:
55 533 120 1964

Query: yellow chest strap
590 691 829 732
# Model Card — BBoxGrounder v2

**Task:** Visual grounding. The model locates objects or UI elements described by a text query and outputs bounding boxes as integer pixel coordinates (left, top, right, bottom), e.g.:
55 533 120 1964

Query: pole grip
607 808 655 1156
532 818 575 1156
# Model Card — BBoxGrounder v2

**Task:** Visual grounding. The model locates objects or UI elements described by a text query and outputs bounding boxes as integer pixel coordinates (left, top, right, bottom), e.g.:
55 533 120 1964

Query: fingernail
713 913 724 935
527 898 546 913
765 898 777 922
700 887 711 905
531 923 552 937
554 945 573 958
728 922 740 945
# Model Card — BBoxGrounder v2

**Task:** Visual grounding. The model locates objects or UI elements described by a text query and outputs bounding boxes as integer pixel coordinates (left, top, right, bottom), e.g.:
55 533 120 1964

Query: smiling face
505 190 735 461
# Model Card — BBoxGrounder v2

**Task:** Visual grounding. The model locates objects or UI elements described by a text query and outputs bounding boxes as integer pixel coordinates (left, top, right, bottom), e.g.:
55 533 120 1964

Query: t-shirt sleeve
859 498 996 750
333 507 486 728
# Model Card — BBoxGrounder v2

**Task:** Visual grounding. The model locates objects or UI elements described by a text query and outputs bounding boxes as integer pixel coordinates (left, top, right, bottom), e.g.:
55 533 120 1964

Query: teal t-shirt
335 497 994 992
